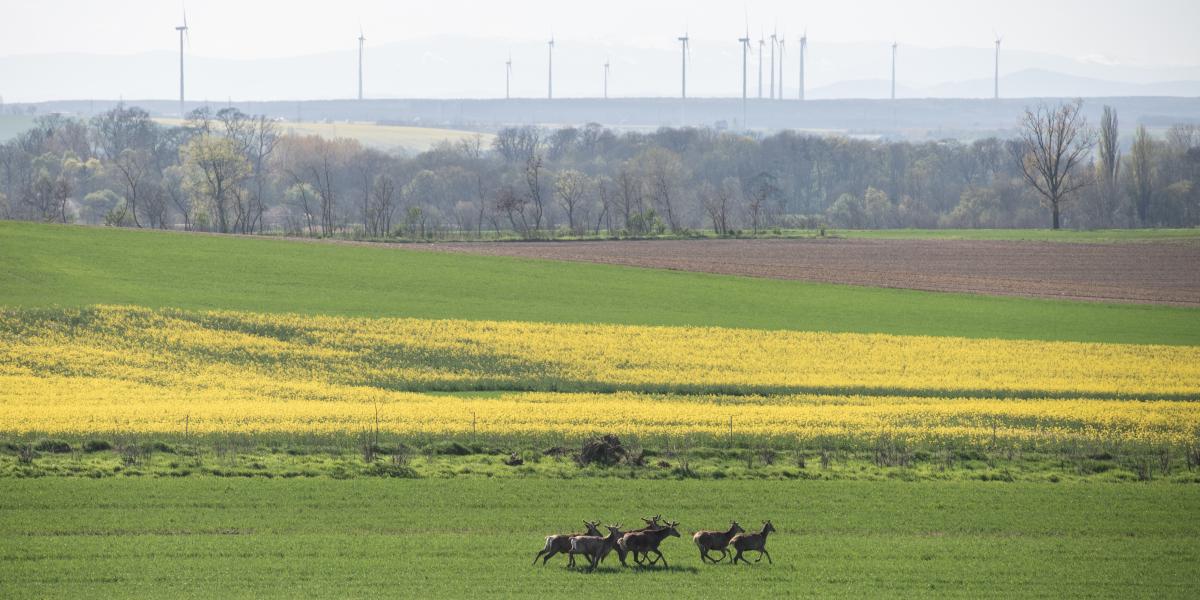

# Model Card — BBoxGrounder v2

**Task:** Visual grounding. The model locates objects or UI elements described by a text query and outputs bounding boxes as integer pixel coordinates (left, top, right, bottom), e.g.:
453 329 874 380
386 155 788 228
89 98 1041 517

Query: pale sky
1 0 1198 66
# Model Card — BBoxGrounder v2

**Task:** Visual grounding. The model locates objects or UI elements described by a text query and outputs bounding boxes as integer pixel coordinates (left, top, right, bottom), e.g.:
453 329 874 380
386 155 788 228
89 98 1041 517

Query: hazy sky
2 0 1198 65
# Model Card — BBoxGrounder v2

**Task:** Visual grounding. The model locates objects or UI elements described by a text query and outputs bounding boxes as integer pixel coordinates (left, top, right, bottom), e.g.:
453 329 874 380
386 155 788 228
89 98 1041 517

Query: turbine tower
505 54 512 100
757 33 765 99
547 36 555 99
739 32 751 126
891 42 898 100
778 37 785 100
678 31 690 99
769 29 777 99
357 28 366 101
604 60 610 99
174 10 189 116
993 35 1002 100
798 31 807 101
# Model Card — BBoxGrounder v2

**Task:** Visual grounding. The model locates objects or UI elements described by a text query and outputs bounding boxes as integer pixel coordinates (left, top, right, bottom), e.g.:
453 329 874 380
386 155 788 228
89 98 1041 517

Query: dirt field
428 238 1200 306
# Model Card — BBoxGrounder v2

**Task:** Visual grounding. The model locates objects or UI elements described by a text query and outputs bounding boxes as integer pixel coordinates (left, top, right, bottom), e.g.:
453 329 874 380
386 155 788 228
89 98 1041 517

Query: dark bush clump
365 463 420 478
577 435 627 467
33 439 72 453
428 441 473 456
83 440 113 453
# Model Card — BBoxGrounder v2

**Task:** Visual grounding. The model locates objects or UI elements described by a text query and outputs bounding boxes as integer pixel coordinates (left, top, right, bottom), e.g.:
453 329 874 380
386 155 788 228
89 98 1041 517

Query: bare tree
523 154 545 235
111 149 151 228
554 169 589 234
1016 100 1096 229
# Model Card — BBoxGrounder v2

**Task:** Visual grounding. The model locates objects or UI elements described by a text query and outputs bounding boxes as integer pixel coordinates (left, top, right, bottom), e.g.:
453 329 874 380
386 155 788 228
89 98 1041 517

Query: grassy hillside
2 478 1196 599
154 118 493 153
1 222 1196 344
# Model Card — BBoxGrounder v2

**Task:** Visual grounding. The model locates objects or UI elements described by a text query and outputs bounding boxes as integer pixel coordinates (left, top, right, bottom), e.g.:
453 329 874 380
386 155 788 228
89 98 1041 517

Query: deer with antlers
568 524 625 571
618 520 681 567
533 521 601 566
730 520 776 565
692 521 744 563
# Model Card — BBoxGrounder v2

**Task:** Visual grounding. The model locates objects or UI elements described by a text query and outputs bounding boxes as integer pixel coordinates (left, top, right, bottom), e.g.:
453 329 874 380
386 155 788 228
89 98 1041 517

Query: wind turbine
604 59 610 99
769 29 777 99
798 30 807 101
505 53 512 100
174 9 189 116
678 31 690 99
739 31 751 126
357 28 366 101
993 33 1002 100
891 41 898 100
547 36 555 100
757 32 765 99
778 36 785 100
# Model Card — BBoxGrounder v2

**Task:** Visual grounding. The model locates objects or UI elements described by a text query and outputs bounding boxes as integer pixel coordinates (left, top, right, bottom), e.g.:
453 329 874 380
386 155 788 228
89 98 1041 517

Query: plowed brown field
426 238 1200 306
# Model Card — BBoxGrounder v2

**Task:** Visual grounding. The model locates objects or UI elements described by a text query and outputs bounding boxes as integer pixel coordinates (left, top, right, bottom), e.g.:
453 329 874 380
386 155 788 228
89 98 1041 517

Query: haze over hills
2 36 1199 103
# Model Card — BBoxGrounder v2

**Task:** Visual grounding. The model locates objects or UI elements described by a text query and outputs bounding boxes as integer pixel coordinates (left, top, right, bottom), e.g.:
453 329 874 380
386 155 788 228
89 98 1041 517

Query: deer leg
699 548 710 563
533 550 546 565
761 549 773 564
733 549 745 565
542 549 558 565
653 549 667 568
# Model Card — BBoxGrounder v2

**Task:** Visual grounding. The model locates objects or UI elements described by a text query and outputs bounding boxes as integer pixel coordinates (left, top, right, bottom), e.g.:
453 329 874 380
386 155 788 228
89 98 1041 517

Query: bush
365 463 419 478
577 435 627 467
427 441 473 456
33 439 72 453
82 440 113 453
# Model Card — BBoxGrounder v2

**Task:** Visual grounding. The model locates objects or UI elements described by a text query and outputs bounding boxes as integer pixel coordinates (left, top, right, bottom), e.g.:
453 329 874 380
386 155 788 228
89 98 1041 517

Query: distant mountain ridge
2 37 1198 103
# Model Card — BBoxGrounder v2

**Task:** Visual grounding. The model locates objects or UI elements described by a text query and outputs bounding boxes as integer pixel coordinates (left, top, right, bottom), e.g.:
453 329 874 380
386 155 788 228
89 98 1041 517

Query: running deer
568 525 625 571
692 521 744 563
730 520 776 565
611 515 663 564
533 521 601 566
618 520 681 567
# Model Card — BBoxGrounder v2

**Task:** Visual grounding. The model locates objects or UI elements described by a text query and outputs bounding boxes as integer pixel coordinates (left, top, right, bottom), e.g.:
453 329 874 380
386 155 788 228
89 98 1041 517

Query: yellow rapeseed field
1 305 1197 447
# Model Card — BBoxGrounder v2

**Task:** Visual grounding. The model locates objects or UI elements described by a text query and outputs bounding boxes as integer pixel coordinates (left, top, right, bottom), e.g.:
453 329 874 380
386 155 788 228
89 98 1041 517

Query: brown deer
730 520 776 565
533 521 601 566
568 524 625 571
610 515 662 564
692 521 744 563
618 520 681 567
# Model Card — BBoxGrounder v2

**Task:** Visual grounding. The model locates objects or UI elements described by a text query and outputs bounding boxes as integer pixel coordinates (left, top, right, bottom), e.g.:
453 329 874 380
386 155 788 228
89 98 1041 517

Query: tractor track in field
415 238 1200 306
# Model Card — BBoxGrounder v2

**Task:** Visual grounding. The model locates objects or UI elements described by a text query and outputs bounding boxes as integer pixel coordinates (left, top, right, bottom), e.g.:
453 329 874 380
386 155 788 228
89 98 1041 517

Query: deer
568 525 625 571
609 515 662 565
533 521 601 566
618 520 681 567
692 521 744 563
730 520 776 565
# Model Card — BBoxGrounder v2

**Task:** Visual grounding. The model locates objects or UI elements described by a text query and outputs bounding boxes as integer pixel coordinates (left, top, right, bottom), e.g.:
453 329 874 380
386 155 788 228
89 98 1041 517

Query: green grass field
833 228 1200 243
1 222 1195 344
1 479 1196 599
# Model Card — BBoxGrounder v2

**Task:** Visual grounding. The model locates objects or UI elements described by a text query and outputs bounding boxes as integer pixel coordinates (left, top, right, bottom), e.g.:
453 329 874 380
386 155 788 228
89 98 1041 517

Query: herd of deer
534 515 776 571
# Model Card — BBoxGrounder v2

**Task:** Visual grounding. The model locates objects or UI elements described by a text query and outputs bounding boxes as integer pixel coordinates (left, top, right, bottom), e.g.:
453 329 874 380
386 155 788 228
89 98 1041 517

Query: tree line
2 101 1197 237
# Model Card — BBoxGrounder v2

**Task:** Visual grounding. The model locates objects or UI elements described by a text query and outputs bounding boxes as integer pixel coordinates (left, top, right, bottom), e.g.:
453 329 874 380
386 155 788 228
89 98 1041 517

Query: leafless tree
522 154 545 235
1016 100 1096 229
554 169 589 234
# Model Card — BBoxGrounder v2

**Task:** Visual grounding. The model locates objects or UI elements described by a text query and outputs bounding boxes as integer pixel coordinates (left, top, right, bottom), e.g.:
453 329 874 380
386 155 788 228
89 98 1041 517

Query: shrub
82 439 113 453
33 439 72 453
427 441 473 456
365 463 419 478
